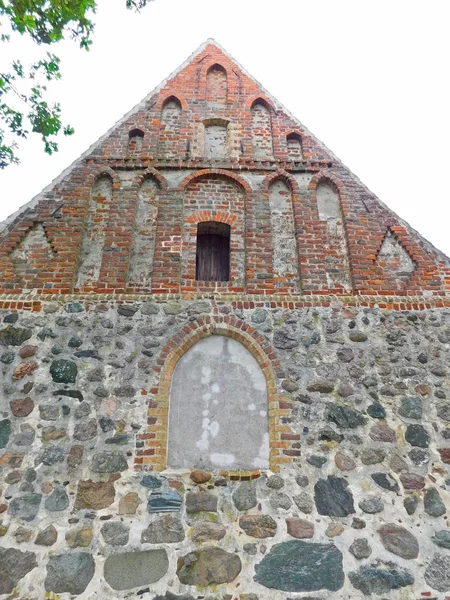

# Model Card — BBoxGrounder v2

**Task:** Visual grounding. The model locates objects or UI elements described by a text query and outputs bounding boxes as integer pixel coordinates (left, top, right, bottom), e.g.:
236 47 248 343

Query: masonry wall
2 298 450 598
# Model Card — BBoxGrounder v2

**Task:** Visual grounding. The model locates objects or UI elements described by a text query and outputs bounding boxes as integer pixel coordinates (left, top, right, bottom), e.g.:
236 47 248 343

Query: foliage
0 0 152 168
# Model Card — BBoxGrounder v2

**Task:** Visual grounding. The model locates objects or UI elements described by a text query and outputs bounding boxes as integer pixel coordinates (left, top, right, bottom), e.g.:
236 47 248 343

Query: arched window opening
161 96 182 126
128 129 144 154
287 132 303 160
206 64 228 105
168 335 269 470
251 99 273 159
196 221 230 282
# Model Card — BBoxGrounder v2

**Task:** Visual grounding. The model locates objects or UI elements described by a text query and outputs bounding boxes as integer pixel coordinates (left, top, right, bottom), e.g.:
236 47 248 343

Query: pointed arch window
195 221 230 282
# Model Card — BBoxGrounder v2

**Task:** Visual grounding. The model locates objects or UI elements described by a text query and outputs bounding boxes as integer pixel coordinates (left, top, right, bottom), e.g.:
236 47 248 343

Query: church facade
1 40 450 597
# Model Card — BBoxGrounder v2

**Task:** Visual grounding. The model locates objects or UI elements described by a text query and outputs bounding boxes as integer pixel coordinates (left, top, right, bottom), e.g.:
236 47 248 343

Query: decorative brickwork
136 315 298 473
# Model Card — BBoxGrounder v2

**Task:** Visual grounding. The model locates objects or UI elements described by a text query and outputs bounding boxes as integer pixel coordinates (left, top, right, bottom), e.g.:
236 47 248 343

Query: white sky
1 0 449 256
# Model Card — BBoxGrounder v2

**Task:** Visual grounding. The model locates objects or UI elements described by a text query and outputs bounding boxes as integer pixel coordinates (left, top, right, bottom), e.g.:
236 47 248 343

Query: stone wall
2 297 450 597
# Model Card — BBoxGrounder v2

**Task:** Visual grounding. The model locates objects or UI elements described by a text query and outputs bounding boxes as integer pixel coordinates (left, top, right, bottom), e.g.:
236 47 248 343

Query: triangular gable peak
0 39 449 300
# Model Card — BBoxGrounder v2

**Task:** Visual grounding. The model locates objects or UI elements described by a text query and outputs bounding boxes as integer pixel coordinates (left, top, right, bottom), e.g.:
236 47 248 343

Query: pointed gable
0 39 448 298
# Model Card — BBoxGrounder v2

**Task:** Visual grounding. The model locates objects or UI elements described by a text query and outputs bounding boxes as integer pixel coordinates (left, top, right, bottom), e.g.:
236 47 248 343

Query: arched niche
76 174 113 288
161 96 182 126
127 176 160 289
268 179 299 289
251 99 273 159
316 179 351 291
128 128 144 154
287 132 303 160
168 335 269 470
206 64 228 105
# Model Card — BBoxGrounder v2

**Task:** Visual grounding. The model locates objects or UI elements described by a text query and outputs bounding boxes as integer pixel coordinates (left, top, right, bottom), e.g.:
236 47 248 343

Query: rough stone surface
314 476 355 516
186 491 218 513
349 538 371 559
286 518 314 539
8 493 41 521
74 480 115 510
425 553 450 592
254 540 344 592
378 524 419 559
0 548 37 594
239 514 277 538
45 553 95 594
424 487 446 517
349 560 414 595
233 482 258 511
141 514 185 544
191 521 227 542
177 548 241 586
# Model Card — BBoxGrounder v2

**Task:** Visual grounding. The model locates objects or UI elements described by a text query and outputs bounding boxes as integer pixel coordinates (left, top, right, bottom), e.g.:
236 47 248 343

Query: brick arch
262 170 301 195
132 167 168 191
134 316 299 475
309 171 344 195
157 93 188 111
245 94 276 112
84 166 121 190
186 209 237 227
178 169 252 196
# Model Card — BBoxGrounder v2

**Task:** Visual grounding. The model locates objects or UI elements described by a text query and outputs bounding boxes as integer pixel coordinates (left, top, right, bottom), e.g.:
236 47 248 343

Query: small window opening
287 132 303 160
128 129 144 153
196 221 230 282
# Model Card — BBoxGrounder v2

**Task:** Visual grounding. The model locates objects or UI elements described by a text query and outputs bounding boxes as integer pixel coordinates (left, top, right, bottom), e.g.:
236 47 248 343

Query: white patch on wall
168 335 269 470
376 229 415 289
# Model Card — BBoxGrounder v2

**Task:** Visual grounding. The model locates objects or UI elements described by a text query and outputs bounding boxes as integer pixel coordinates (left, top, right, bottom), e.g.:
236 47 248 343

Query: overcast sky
1 0 449 256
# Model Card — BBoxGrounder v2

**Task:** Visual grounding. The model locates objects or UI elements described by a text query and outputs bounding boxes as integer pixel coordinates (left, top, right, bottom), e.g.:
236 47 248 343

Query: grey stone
39 404 60 421
252 308 268 323
361 448 386 465
327 404 366 428
140 301 159 315
244 543 258 555
141 474 162 489
437 403 450 421
0 350 15 363
254 540 344 592
74 418 97 441
163 302 183 314
370 422 396 442
367 403 386 418
65 302 84 313
118 304 138 316
336 347 354 362
188 301 212 315
45 553 95 595
349 331 368 342
114 385 135 397
45 487 69 511
104 551 167 592
349 560 414 595
293 492 313 514
405 424 430 447
270 493 292 510
9 493 41 521
314 476 355 516
371 472 400 493
0 418 11 448
191 521 226 542
37 445 65 465
378 523 419 559
433 530 450 549
148 490 183 513
273 328 299 350
74 401 91 418
35 524 57 546
399 396 423 419
101 521 130 546
425 553 450 592
0 326 32 346
91 452 128 473
404 494 419 515
186 491 217 513
239 514 277 538
424 488 446 517
295 475 309 487
349 538 371 559
0 548 37 595
282 379 299 392
141 514 184 544
50 359 77 383
359 497 384 514
177 548 241 586
233 482 257 511
267 475 284 489
307 455 327 468
307 380 334 394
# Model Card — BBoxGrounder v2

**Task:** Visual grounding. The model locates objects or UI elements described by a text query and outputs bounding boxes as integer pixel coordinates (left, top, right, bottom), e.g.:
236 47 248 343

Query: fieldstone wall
2 297 450 598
